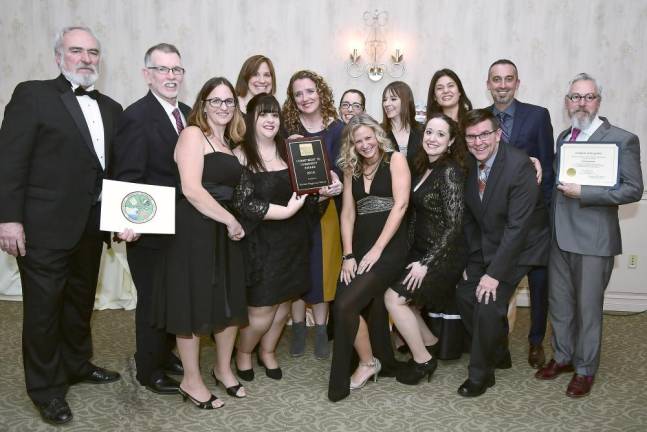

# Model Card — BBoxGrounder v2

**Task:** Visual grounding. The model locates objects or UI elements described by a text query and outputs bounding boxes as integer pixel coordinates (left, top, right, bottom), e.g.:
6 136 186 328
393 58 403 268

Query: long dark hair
240 93 287 173
425 69 472 123
381 81 417 132
412 112 467 177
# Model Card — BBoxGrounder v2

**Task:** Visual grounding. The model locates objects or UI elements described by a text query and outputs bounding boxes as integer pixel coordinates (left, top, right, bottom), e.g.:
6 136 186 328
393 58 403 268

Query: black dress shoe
164 360 184 376
36 398 73 425
80 365 121 384
146 374 180 395
457 375 495 397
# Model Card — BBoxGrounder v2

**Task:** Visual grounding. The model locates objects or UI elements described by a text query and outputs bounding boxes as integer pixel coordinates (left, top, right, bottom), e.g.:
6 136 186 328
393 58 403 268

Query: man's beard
569 108 597 130
60 63 99 88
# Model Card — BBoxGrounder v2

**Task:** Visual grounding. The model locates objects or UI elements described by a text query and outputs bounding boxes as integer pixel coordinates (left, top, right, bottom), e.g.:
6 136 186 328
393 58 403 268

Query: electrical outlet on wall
628 254 638 269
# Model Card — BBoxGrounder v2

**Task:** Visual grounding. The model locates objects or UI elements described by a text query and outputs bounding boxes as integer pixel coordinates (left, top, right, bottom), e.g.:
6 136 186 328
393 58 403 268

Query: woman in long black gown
328 113 410 402
385 113 467 385
154 78 304 409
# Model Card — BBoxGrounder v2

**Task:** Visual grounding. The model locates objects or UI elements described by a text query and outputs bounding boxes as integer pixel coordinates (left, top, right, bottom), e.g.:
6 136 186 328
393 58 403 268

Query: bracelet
342 253 355 261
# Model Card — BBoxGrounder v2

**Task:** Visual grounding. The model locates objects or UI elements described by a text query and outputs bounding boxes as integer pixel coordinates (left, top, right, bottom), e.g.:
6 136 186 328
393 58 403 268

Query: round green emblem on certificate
566 168 576 177
121 191 157 224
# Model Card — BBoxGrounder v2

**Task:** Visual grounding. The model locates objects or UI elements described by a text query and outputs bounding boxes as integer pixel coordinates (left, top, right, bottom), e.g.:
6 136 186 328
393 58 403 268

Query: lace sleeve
419 165 465 267
232 168 270 226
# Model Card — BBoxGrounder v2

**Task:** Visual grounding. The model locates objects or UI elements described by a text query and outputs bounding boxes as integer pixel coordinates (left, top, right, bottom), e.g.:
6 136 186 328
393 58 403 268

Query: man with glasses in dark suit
456 109 549 397
112 43 190 396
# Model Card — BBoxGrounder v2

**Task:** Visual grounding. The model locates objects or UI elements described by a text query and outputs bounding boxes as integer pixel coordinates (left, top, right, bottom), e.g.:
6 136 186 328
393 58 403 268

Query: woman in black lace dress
154 78 305 409
233 94 317 381
384 113 467 385
328 114 410 402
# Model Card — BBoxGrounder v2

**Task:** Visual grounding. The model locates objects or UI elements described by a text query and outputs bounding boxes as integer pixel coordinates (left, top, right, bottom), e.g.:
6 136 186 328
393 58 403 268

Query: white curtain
0 241 137 310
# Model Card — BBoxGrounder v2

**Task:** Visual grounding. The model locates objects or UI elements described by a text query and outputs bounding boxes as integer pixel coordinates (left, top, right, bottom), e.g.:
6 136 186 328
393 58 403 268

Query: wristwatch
342 253 355 261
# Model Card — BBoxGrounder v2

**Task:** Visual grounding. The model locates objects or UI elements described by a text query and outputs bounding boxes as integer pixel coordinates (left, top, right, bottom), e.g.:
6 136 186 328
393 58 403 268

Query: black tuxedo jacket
463 143 549 283
111 90 191 248
0 74 122 249
487 100 555 205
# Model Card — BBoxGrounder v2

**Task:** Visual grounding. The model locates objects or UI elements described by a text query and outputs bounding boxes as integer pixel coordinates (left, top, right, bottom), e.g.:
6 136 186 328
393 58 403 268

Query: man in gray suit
535 73 643 397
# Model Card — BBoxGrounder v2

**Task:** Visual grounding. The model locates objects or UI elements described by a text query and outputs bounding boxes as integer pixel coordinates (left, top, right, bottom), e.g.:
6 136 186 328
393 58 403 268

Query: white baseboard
514 287 647 312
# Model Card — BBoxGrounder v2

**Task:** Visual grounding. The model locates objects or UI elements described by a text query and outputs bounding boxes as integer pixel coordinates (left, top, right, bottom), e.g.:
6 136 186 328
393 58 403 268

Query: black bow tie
74 87 99 100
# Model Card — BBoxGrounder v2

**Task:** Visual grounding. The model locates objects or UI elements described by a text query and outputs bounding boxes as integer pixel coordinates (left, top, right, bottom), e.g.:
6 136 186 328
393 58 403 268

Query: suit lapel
508 101 526 146
587 117 612 141
56 75 103 169
465 159 482 213
481 144 505 211
146 92 181 148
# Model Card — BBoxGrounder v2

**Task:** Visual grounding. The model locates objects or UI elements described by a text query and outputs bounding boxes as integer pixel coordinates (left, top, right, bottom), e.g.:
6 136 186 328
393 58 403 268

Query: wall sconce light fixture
346 10 406 82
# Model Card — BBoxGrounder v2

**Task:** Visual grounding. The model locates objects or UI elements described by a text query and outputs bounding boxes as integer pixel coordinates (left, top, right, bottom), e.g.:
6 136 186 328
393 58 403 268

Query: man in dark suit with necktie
456 109 549 397
535 73 643 397
485 59 555 369
111 43 190 395
0 26 122 425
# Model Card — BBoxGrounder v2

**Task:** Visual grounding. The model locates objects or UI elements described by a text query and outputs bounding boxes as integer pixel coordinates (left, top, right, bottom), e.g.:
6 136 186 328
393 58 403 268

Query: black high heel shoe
210 370 246 398
178 386 223 409
426 343 440 357
396 357 438 385
235 364 254 382
257 352 282 380
235 350 255 381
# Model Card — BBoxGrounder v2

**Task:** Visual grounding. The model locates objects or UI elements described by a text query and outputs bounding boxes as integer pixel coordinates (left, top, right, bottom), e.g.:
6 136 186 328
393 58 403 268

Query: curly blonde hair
282 70 338 134
337 113 394 178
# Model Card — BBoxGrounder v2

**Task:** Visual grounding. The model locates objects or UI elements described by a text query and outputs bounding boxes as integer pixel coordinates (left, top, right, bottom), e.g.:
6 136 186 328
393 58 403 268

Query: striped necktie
478 162 488 199
172 108 184 134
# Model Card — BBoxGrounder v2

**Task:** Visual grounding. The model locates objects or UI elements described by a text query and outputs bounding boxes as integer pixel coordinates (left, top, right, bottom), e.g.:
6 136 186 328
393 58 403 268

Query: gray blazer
553 117 643 256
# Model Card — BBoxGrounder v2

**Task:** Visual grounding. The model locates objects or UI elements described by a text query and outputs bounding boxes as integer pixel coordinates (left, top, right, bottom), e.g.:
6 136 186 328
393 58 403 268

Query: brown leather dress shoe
534 359 574 380
566 374 594 398
528 344 546 369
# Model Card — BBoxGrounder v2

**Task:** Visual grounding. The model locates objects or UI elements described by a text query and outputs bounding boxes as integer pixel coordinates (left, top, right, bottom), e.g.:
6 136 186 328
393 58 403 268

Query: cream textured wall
1 0 646 309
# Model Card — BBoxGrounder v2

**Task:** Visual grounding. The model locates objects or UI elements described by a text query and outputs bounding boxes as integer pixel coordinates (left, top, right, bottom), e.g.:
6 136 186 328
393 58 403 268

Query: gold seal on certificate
286 136 333 194
558 143 619 187
100 179 176 234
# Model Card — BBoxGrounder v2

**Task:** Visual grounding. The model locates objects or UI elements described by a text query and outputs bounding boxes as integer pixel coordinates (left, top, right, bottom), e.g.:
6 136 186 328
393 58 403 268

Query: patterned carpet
0 301 645 431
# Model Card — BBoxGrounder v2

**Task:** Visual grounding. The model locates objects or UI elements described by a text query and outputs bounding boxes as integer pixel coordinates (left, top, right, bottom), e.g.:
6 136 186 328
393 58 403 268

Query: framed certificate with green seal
558 142 619 187
100 179 176 234
285 136 333 195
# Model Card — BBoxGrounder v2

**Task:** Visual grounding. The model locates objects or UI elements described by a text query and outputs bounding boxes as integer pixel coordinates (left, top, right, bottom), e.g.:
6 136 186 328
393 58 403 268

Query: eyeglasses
465 130 497 143
340 102 363 112
147 66 186 76
205 97 236 108
566 93 599 103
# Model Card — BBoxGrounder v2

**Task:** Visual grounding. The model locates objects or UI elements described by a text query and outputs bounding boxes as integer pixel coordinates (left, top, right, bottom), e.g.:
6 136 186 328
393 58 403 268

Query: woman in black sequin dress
385 113 467 385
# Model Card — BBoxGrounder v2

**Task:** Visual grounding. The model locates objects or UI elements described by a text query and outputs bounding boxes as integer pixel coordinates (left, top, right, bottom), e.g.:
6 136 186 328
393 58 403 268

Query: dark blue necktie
497 112 510 142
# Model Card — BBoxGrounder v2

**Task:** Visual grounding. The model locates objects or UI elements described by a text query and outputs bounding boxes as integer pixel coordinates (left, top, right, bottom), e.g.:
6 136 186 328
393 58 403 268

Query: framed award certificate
558 142 619 187
100 179 176 234
285 136 333 194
